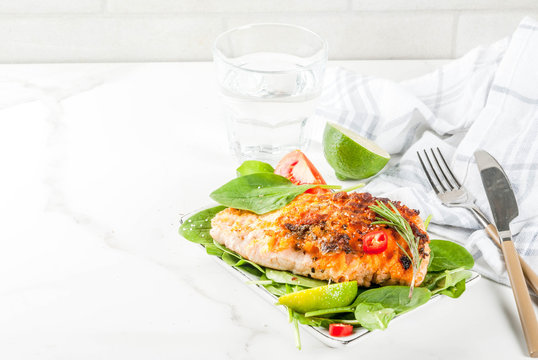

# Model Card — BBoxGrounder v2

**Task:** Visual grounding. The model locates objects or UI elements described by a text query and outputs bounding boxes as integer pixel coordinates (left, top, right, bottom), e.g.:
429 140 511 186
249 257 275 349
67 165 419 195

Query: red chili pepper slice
363 230 388 254
329 323 353 337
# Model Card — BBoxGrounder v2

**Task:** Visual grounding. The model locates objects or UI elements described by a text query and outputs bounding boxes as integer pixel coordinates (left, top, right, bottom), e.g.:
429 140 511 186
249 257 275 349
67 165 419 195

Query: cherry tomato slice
329 323 353 337
363 230 388 254
274 150 330 194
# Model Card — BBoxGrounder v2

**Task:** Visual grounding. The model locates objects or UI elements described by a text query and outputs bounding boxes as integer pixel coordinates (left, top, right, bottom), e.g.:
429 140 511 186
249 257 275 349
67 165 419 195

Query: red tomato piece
363 230 388 254
274 150 330 194
329 323 353 337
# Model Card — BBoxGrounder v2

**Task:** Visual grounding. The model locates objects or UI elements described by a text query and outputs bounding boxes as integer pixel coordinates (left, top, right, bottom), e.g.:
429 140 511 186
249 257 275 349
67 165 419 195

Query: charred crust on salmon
210 191 430 287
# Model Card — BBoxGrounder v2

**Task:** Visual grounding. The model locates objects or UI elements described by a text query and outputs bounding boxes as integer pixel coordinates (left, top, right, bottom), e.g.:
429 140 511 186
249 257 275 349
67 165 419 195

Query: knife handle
501 239 538 357
485 224 538 295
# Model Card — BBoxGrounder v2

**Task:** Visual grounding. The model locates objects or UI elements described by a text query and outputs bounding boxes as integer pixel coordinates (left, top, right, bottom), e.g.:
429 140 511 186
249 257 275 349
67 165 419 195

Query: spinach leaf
178 206 226 244
293 312 360 328
353 303 396 331
440 278 467 298
428 240 474 272
236 160 275 177
421 267 472 298
354 286 431 314
210 173 340 214
205 244 224 257
304 306 356 318
212 240 265 274
353 286 431 330
265 268 328 288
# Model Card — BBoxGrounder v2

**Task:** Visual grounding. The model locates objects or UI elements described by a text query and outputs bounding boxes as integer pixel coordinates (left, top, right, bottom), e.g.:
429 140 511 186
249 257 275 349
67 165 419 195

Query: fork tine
435 147 462 188
417 151 441 194
430 148 457 190
423 149 447 192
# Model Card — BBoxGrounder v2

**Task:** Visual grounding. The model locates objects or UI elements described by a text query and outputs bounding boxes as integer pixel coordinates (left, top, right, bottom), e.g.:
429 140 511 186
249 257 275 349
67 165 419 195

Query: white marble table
1 60 536 359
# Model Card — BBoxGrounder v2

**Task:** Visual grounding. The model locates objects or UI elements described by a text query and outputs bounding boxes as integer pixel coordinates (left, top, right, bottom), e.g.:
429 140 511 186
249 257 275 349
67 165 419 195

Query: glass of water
213 23 328 164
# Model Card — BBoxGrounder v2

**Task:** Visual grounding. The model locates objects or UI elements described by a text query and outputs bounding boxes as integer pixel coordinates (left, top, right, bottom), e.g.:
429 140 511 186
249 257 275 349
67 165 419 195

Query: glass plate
180 207 481 348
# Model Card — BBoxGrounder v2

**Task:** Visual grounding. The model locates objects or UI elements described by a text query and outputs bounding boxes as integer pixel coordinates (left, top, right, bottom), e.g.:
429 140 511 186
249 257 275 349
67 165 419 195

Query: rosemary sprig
369 200 423 298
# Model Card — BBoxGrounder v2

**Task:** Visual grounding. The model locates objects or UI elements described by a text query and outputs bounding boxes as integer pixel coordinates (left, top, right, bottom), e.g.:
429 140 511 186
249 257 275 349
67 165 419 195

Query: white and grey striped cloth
316 17 538 286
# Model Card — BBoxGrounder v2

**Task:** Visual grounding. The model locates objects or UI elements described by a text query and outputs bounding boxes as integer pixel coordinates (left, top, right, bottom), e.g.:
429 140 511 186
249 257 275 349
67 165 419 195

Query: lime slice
323 122 390 180
277 281 358 313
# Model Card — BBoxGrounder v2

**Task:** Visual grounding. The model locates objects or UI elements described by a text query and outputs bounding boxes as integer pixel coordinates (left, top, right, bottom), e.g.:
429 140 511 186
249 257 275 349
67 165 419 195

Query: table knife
475 150 538 357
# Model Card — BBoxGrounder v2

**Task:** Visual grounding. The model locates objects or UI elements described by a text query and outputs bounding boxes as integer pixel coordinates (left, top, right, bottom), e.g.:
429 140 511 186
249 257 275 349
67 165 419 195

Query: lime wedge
277 281 358 313
323 122 390 180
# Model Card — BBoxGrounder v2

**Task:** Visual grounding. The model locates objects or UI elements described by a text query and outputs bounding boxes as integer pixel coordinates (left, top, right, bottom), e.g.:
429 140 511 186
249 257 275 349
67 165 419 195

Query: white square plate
180 208 481 347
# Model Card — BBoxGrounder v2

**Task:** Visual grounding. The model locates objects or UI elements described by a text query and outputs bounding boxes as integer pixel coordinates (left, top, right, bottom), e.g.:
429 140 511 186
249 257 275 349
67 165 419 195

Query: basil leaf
428 240 475 271
354 303 396 331
178 206 226 244
265 269 328 288
210 173 340 214
236 160 275 177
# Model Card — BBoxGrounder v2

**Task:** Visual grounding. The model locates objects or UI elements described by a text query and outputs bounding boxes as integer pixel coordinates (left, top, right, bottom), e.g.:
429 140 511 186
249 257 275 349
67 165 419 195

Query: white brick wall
0 0 537 62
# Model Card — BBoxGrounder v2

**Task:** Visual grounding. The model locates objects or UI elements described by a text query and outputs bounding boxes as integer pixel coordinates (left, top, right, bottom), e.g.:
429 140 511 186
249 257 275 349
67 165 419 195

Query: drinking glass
213 23 328 164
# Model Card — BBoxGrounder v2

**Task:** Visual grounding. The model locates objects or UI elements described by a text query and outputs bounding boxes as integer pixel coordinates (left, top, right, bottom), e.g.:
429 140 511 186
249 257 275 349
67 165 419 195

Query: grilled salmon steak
210 192 430 287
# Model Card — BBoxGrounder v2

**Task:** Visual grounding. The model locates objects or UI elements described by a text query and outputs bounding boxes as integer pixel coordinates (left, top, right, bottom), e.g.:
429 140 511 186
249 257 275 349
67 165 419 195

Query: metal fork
417 147 538 294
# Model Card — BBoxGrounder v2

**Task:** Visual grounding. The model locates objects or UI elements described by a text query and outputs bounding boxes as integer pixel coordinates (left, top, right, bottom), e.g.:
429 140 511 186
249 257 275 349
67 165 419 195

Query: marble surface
0 60 536 360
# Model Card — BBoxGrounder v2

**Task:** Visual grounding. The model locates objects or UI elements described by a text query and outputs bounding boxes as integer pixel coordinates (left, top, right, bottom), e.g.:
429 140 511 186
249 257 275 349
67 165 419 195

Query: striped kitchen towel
316 17 538 286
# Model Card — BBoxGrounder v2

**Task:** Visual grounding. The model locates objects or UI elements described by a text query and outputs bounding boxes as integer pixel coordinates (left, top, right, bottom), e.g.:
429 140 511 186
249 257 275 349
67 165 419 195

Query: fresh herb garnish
369 200 423 298
210 173 340 215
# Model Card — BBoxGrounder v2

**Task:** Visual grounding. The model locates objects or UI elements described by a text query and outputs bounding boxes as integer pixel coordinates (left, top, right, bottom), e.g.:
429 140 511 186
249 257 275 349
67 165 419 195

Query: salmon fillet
210 192 430 287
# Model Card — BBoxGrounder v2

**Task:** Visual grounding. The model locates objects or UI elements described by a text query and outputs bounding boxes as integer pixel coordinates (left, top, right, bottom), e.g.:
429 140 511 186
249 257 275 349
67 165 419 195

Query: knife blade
475 149 538 357
475 150 518 236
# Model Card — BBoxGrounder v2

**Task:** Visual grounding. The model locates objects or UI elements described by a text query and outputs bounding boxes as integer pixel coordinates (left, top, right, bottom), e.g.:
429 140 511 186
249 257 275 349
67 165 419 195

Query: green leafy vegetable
211 240 265 275
430 241 474 271
354 286 431 313
440 278 467 298
236 160 275 177
210 173 340 215
265 269 327 288
428 239 474 271
353 303 396 331
178 206 226 244
421 267 472 298
369 201 423 297
205 244 224 257
353 286 431 331
294 312 360 328
304 306 356 318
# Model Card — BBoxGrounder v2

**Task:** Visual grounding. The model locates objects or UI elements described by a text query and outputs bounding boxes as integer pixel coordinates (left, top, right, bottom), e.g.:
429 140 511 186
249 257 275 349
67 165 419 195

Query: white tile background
0 0 537 62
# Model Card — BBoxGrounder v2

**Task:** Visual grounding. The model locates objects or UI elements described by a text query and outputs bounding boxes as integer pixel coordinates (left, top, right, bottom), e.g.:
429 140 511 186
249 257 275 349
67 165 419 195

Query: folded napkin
316 17 538 286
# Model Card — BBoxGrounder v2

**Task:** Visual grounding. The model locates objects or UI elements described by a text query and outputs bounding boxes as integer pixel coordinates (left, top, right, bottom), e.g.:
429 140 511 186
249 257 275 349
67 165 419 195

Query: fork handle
485 224 538 296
